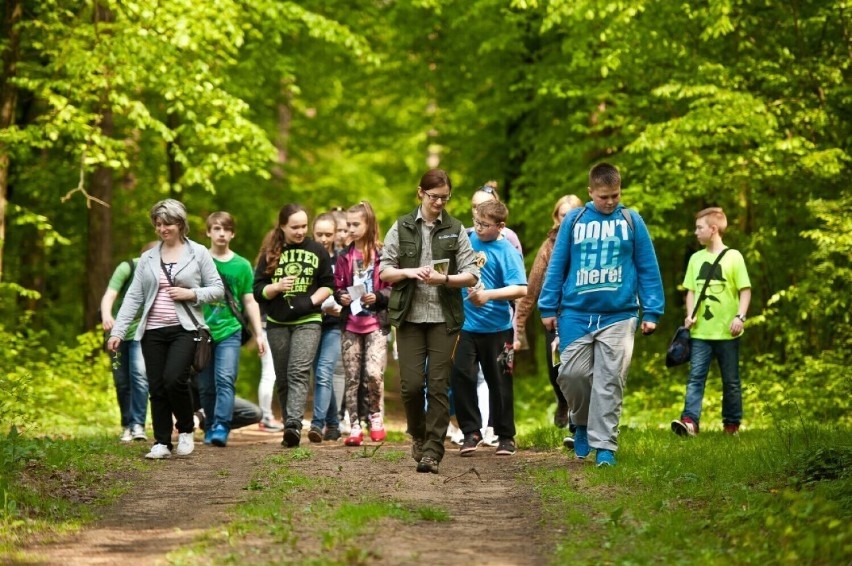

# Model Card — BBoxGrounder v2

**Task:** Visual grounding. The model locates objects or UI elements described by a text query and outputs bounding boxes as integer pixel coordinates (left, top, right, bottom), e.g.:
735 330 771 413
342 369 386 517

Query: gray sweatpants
267 323 322 430
557 318 636 452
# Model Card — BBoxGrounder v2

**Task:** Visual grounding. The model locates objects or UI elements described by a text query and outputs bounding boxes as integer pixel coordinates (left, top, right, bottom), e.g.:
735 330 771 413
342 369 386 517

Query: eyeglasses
478 186 495 195
423 191 452 203
473 218 496 229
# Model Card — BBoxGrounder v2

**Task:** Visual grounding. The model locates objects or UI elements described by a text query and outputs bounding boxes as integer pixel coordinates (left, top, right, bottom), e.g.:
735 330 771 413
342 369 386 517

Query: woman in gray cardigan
108 199 224 459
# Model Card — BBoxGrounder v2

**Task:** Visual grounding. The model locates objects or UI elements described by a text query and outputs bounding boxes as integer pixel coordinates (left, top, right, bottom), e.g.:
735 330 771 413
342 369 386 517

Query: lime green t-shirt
203 253 254 343
683 248 751 340
107 258 141 337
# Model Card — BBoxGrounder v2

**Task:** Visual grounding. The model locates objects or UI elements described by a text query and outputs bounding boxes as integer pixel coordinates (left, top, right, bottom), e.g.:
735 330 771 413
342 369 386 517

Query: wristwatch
735 314 747 322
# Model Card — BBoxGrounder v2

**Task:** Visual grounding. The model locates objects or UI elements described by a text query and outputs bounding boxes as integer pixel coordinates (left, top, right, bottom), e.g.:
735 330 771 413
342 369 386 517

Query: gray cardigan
110 239 224 341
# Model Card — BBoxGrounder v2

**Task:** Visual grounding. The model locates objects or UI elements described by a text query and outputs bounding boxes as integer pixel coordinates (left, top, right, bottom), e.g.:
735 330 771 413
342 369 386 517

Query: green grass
519 425 851 564
0 426 145 558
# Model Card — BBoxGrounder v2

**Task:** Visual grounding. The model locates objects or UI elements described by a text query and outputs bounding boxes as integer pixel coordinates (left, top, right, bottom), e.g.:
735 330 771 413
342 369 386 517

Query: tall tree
0 0 22 282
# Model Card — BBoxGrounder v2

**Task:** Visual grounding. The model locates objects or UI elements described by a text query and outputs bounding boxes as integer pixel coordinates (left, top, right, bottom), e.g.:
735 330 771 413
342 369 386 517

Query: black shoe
411 437 425 462
323 427 341 441
282 427 301 448
563 435 575 450
307 426 323 443
554 404 569 428
194 410 206 431
495 437 516 456
416 456 439 474
459 431 483 457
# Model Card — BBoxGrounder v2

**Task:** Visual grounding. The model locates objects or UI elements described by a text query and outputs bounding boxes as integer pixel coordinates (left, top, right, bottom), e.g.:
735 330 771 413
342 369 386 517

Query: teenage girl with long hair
253 204 334 448
335 201 392 446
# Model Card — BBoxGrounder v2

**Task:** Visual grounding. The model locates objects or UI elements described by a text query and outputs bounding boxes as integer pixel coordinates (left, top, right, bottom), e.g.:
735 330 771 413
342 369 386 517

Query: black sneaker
459 431 483 457
495 437 516 456
416 456 439 474
282 427 301 448
307 426 323 443
323 427 341 441
411 437 425 462
563 435 575 450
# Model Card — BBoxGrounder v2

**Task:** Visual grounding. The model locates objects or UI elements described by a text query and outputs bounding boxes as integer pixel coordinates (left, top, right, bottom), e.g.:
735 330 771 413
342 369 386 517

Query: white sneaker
175 432 194 456
482 427 499 447
145 443 171 459
120 427 133 442
447 422 464 445
131 424 147 441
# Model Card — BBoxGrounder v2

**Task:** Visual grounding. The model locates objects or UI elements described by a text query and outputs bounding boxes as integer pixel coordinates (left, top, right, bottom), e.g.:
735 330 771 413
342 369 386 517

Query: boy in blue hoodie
539 163 664 467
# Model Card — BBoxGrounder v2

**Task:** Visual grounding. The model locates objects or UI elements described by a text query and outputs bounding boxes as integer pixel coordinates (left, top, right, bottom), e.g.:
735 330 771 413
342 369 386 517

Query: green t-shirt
107 258 141 338
683 248 751 340
203 253 254 342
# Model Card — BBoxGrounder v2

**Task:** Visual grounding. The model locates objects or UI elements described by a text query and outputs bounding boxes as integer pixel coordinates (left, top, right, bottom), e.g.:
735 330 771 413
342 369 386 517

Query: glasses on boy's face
423 191 452 203
473 218 495 229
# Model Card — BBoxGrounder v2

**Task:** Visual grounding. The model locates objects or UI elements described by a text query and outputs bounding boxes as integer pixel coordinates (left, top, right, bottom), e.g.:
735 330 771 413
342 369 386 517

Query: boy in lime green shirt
672 207 751 436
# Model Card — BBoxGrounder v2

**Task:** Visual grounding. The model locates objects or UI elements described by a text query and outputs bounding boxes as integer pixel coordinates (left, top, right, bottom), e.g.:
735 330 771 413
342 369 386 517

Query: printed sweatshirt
538 202 665 348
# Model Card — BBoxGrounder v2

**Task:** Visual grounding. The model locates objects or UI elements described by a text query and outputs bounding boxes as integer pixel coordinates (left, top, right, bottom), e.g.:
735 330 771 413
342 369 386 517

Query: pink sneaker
369 413 387 442
344 424 363 446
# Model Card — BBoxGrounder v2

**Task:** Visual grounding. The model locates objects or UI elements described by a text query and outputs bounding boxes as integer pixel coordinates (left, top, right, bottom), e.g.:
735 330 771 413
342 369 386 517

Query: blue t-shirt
462 233 527 333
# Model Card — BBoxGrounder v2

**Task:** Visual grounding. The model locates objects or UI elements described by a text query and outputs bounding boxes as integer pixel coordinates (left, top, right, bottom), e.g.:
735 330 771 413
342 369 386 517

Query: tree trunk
272 78 292 181
0 0 23 283
84 1 114 331
167 112 183 195
85 108 114 331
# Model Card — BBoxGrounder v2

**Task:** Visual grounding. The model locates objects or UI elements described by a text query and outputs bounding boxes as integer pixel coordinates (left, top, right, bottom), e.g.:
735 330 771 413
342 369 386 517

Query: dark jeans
231 397 263 429
545 328 568 408
140 325 196 449
451 329 516 439
397 322 458 462
267 323 322 430
682 337 742 426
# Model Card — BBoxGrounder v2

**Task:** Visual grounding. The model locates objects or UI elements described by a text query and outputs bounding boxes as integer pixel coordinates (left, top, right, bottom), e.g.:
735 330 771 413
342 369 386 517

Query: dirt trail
25 424 566 565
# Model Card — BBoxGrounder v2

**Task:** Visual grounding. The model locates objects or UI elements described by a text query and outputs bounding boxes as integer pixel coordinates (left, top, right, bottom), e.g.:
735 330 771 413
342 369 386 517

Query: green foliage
0 319 116 435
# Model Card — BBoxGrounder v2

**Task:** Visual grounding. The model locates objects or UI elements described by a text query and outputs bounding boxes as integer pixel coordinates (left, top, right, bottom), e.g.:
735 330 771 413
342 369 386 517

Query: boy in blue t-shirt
451 200 527 457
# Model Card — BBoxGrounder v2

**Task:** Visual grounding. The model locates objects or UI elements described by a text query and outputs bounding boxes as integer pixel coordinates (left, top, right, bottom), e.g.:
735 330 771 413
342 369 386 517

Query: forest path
25 423 571 565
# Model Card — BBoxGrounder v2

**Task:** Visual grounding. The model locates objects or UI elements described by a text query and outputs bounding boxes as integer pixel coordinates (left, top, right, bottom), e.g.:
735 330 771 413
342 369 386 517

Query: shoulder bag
219 273 252 345
161 260 213 373
666 248 730 368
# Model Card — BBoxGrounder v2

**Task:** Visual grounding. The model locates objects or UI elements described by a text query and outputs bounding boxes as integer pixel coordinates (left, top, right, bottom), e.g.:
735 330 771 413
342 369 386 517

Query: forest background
0 0 849 435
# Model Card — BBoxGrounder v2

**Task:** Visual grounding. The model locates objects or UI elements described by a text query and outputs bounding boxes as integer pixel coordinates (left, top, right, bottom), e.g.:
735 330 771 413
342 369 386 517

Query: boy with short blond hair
671 207 751 437
451 199 527 457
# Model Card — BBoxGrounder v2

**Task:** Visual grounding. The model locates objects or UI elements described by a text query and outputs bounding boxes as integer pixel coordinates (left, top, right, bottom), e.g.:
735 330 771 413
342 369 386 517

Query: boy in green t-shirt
671 207 751 437
198 212 267 447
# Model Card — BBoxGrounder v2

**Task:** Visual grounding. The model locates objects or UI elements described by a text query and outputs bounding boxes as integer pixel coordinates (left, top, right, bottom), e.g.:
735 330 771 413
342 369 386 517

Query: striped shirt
146 270 180 329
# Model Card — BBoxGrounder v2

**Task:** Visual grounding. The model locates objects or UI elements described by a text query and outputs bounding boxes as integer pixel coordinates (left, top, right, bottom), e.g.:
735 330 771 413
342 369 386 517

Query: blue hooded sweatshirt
538 202 664 350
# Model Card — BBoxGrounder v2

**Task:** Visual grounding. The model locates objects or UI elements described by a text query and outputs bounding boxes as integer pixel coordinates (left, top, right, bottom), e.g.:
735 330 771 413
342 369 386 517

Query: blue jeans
197 330 241 431
682 338 742 426
111 340 148 428
312 327 341 430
